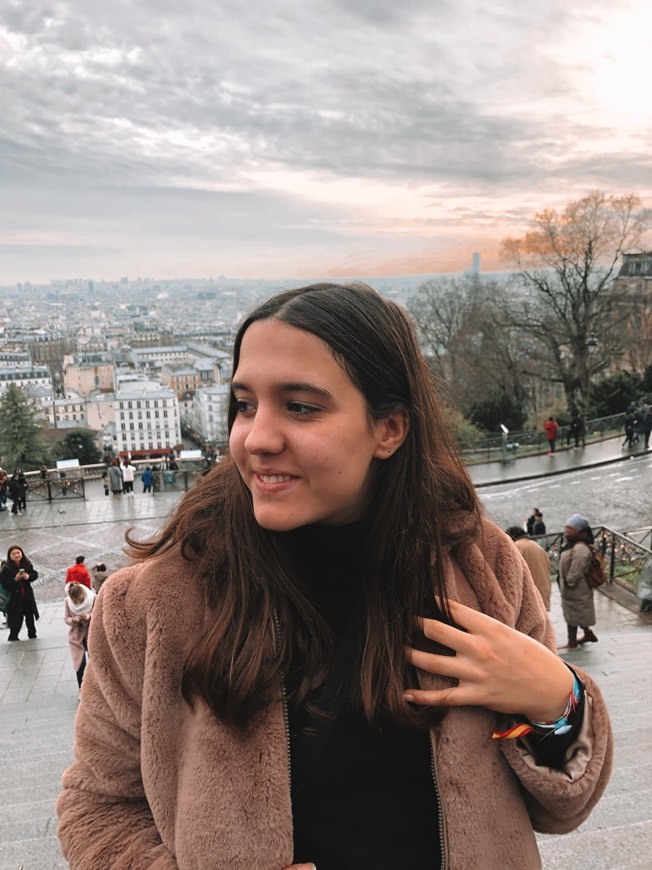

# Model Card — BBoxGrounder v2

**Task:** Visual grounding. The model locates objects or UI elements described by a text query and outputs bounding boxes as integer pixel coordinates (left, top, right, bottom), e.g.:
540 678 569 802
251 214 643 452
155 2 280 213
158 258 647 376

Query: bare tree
407 276 477 386
500 191 649 412
408 275 530 425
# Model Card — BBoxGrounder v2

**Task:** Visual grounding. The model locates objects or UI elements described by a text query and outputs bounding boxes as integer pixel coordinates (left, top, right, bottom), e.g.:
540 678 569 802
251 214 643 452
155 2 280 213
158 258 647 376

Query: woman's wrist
493 668 584 741
525 673 583 734
519 661 575 723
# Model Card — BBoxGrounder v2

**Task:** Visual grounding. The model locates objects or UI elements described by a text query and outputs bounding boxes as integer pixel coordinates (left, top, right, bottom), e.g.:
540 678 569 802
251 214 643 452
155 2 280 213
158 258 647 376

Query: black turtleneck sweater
285 524 441 870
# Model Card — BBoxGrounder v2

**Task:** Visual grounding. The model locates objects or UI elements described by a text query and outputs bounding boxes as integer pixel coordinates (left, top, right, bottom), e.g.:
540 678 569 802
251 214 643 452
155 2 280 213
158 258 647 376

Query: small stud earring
386 448 392 453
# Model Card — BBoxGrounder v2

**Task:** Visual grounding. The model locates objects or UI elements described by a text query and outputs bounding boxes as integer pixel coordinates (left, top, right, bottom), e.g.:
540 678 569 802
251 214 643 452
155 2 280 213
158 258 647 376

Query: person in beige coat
558 513 599 648
506 526 552 609
57 283 612 870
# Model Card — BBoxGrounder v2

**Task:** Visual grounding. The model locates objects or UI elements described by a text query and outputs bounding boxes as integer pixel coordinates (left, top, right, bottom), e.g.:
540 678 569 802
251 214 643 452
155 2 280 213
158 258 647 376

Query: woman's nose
243 407 285 455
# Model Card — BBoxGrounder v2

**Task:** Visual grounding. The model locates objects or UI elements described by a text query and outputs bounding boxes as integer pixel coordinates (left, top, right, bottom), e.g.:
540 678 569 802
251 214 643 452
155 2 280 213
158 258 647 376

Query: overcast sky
2 0 651 285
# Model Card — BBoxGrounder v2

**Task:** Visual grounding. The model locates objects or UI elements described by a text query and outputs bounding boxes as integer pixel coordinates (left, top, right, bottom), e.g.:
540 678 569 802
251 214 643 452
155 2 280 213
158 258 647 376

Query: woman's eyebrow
281 382 333 399
231 380 333 399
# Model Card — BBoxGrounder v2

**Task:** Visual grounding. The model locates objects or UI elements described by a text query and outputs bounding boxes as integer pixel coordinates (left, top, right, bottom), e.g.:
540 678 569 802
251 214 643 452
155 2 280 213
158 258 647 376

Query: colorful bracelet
492 674 583 741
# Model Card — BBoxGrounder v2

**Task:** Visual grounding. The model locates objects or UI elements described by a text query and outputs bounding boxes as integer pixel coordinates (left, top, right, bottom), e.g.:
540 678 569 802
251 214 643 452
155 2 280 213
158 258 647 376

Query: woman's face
230 319 392 531
9 548 23 565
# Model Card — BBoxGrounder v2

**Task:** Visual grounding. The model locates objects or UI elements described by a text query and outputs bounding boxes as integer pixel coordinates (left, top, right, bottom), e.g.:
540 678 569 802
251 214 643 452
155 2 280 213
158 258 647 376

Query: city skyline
2 0 652 286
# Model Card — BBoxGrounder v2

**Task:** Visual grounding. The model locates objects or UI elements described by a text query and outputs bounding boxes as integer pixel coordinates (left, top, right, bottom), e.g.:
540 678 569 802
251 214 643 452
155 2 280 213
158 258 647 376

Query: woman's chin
253 509 305 533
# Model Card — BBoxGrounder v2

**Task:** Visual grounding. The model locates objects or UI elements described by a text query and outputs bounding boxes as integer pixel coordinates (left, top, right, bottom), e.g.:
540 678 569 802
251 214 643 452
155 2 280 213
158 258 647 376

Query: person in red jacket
543 416 559 454
65 555 92 590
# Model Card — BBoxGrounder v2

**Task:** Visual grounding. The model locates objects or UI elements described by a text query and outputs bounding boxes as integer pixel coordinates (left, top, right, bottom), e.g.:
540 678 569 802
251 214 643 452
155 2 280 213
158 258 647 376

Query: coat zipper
273 612 292 797
430 728 448 870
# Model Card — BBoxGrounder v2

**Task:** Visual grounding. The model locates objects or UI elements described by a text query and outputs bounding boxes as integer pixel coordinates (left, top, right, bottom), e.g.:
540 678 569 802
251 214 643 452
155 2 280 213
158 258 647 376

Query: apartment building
114 382 181 456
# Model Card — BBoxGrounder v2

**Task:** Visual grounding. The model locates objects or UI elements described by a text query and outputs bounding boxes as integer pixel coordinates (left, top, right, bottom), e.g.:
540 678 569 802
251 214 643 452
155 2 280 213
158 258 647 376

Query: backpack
586 547 608 588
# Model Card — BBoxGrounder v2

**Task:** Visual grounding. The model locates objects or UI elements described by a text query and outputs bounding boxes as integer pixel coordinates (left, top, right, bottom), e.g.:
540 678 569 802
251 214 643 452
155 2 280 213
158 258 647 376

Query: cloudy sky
2 0 651 284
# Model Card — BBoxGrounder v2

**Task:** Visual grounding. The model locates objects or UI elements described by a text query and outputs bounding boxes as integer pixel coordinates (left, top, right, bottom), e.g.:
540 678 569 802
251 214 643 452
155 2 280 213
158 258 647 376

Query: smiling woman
57 282 613 870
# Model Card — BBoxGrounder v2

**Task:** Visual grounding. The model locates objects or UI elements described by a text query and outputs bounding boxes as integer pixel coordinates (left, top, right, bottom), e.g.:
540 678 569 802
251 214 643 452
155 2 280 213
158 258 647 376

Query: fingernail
403 692 415 702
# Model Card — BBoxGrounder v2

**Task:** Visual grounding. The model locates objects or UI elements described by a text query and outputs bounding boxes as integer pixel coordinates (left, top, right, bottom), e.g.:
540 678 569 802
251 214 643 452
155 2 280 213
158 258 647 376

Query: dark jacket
0 559 39 621
7 475 21 502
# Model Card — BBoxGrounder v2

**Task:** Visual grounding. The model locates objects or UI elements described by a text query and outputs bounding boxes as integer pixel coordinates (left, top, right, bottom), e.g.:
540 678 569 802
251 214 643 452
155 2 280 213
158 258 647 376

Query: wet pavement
469 434 649 487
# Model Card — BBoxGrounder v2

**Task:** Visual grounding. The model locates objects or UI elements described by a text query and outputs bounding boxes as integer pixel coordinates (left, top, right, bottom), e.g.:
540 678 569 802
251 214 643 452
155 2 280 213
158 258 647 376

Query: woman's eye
234 399 255 414
288 402 318 416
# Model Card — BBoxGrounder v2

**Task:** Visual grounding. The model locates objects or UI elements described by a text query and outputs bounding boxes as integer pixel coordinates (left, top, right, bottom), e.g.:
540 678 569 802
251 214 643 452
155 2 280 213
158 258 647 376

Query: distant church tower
472 252 480 274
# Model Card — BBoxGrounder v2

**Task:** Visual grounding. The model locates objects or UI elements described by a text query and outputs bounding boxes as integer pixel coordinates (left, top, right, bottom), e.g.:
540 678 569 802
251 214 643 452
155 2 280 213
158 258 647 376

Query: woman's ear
373 411 410 459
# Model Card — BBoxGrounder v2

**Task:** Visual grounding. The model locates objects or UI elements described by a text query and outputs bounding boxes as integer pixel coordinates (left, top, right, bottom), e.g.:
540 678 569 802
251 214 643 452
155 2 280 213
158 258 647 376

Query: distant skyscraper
472 252 481 274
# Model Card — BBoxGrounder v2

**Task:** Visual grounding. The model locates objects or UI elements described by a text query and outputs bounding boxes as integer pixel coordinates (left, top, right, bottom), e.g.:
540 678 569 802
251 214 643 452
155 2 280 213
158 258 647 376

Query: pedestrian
506 527 552 610
643 406 652 450
525 507 546 536
569 411 586 448
0 465 8 510
634 402 647 445
91 562 109 594
558 513 599 649
39 464 49 479
101 470 109 496
141 466 154 493
121 460 136 495
1 545 39 641
57 281 612 869
622 410 636 449
543 416 558 454
16 469 28 511
65 555 92 590
107 461 123 496
8 470 22 515
64 582 96 688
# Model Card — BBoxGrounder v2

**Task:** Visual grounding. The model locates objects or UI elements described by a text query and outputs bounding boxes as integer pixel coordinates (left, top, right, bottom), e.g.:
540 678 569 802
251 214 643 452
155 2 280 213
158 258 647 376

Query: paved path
469 435 650 487
1 488 650 868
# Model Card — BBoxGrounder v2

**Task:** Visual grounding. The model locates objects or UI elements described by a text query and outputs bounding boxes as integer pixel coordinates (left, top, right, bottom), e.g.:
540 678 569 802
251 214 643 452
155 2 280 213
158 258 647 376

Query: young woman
57 282 612 869
64 582 96 688
0 545 39 640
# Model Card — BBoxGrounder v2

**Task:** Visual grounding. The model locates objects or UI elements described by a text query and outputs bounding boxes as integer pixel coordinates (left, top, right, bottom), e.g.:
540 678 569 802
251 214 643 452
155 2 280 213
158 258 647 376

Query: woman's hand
405 599 574 723
283 864 316 870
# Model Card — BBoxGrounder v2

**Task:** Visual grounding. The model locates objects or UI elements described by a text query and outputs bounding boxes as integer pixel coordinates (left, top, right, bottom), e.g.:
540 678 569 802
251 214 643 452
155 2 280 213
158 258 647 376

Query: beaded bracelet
492 674 583 741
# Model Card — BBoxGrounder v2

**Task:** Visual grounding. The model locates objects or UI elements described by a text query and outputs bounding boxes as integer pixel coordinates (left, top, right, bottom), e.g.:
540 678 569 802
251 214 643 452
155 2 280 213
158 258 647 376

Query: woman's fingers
405 647 474 682
407 598 574 721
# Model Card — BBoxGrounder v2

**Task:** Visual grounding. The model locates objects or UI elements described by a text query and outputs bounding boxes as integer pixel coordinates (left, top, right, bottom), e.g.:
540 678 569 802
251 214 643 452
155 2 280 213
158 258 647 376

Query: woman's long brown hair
127 282 481 731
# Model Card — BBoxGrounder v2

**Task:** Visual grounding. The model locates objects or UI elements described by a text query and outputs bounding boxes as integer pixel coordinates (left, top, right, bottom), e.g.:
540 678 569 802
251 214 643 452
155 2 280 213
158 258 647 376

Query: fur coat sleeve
57 566 179 868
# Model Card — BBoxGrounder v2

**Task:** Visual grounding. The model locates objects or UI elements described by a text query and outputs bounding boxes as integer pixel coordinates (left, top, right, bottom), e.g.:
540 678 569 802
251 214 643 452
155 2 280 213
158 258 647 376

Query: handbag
0 583 11 612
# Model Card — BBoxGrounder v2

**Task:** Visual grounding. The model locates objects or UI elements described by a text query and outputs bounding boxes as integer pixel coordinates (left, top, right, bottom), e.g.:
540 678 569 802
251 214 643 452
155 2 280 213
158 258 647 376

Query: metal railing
535 525 652 597
459 413 627 463
25 475 86 502
19 459 210 502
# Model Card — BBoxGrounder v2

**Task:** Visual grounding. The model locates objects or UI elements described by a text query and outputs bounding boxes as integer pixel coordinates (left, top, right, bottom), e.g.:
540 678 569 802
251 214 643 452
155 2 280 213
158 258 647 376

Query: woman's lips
253 471 300 493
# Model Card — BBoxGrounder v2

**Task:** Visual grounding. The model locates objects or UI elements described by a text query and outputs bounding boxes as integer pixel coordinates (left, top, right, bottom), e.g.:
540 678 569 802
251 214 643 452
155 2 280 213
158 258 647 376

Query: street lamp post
585 335 598 419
